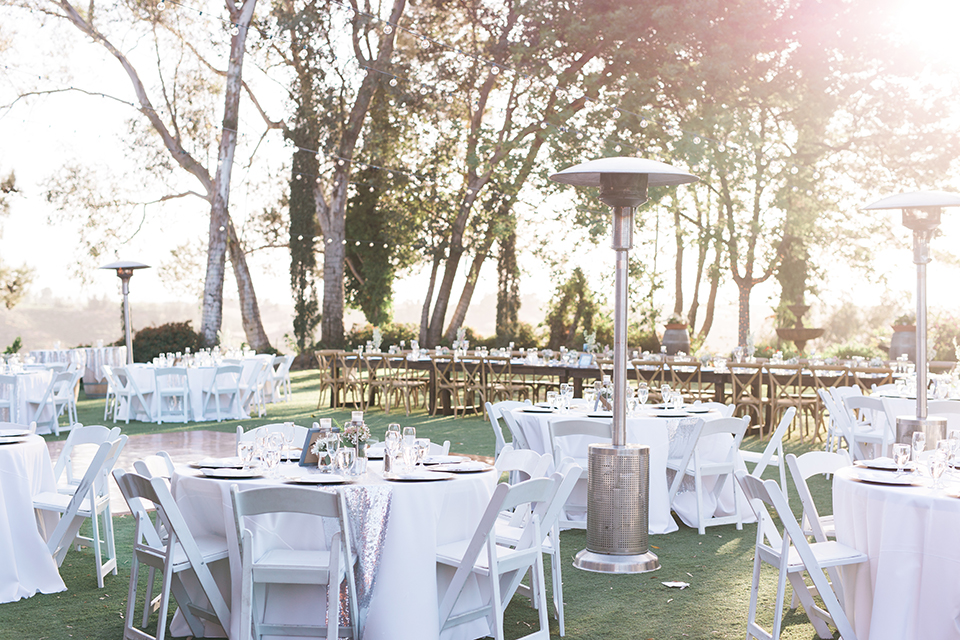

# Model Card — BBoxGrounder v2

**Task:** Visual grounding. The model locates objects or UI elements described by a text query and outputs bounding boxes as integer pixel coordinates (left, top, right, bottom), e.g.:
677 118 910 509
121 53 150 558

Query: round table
833 466 960 639
510 403 749 533
170 459 499 640
0 434 66 602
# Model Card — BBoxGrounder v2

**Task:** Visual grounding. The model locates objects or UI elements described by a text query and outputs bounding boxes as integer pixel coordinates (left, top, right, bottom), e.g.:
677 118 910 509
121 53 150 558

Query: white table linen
833 466 960 639
170 461 498 640
0 434 66 602
0 370 55 431
510 404 751 533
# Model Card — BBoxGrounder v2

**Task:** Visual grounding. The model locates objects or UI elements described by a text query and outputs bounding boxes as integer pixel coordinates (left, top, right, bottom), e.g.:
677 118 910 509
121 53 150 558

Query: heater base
572 549 660 574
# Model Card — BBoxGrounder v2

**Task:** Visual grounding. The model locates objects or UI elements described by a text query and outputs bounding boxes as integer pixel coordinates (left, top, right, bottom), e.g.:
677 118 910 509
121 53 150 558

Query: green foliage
344 322 419 350
823 341 885 360
929 311 960 361
132 321 201 363
288 106 321 353
590 315 660 353
543 268 598 351
3 336 22 354
756 342 799 360
893 312 916 326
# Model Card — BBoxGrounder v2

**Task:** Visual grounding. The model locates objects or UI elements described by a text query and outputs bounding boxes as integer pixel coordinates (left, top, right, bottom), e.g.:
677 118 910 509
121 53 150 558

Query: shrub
823 341 884 360
132 321 201 363
344 322 419 349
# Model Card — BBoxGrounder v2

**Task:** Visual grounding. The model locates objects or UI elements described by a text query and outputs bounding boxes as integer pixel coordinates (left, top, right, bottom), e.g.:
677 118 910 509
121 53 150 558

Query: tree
0 170 34 308
6 0 273 350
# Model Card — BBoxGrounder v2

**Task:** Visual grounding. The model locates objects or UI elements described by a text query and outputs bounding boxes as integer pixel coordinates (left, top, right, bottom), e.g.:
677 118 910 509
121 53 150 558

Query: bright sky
2 0 960 349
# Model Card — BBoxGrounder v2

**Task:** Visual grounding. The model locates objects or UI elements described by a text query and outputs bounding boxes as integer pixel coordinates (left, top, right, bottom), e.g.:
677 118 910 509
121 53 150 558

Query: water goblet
415 438 431 467
912 431 926 464
336 447 357 476
237 441 255 469
893 443 910 476
402 426 417 448
930 450 947 489
949 429 960 462
546 391 558 410
660 384 671 405
637 383 649 405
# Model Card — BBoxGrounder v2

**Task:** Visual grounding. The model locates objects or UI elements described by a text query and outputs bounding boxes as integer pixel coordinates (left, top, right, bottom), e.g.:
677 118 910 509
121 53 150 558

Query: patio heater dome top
100 260 151 272
549 156 698 188
862 190 960 211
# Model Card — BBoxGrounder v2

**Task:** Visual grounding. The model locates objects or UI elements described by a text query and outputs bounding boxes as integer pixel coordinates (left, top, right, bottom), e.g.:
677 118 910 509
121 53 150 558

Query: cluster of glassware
893 429 960 489
237 429 294 478
150 346 255 368
545 383 575 412
626 382 651 415
0 354 25 374
383 424 431 474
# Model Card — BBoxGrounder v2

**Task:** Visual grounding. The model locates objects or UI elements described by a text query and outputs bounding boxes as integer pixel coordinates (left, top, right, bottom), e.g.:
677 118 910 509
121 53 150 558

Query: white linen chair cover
155 366 190 424
0 373 16 422
230 484 359 640
736 470 866 640
547 418 612 530
202 364 243 422
436 477 556 640
485 399 532 458
740 407 795 500
495 461 582 637
666 415 748 534
34 435 126 588
51 424 122 495
113 469 232 640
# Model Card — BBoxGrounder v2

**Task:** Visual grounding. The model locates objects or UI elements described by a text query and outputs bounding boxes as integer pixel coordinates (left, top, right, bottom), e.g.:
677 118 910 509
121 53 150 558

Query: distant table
833 466 960 639
28 346 127 398
0 370 54 428
0 434 65 602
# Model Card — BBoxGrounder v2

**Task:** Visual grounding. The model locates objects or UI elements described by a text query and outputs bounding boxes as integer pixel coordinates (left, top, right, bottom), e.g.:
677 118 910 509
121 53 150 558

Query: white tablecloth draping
81 347 126 385
833 466 960 640
170 461 499 640
510 404 752 533
118 356 269 422
0 434 66 602
28 348 87 372
0 370 55 431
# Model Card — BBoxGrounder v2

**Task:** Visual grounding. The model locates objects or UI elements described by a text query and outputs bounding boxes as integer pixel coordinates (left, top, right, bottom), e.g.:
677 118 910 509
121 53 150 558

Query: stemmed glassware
637 382 649 406
912 431 926 464
238 441 255 469
893 443 911 477
414 438 431 468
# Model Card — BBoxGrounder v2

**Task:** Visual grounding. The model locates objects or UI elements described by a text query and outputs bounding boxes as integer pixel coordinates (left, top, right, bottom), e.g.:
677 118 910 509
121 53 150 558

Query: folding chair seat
101 364 123 422
436 477 556 640
155 366 190 424
231 484 359 640
736 471 866 640
808 365 848 440
201 364 243 422
485 399 532 458
548 418 612 530
740 407 795 500
34 436 127 588
52 423 122 495
113 469 231 640
666 415 749 534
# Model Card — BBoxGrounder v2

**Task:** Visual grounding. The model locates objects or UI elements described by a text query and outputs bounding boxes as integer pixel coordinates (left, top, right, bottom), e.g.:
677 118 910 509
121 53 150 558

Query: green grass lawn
0 370 840 639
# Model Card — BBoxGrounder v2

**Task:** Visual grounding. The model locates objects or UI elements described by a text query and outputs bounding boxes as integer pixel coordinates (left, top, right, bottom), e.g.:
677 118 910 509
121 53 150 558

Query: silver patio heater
550 157 697 573
864 191 960 447
100 260 151 365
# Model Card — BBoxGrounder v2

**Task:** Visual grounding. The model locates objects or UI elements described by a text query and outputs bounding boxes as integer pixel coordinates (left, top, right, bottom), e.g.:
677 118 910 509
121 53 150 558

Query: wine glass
546 391 558 410
415 438 431 467
385 430 402 468
949 429 960 463
930 449 947 489
912 431 926 464
402 426 417 448
337 447 357 476
893 443 910 476
637 383 649 405
237 440 255 469
323 432 340 470
660 384 671 405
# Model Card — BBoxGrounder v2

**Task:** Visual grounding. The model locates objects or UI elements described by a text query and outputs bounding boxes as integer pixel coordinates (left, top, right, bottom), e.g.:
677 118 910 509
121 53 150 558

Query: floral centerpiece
342 418 371 457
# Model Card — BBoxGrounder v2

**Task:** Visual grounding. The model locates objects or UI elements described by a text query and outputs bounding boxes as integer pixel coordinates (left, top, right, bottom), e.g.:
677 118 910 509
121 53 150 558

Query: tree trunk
225 218 272 351
737 281 751 347
320 218 346 348
496 229 520 341
697 246 722 341
419 254 442 345
673 204 684 317
443 230 496 342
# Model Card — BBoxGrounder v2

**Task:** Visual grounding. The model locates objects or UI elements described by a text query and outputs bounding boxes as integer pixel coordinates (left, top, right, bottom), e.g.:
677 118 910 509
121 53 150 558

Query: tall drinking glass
912 431 926 464
893 443 910 476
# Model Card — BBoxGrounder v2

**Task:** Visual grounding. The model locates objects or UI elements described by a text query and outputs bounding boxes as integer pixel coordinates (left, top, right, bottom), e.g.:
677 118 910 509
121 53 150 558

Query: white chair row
1 366 83 435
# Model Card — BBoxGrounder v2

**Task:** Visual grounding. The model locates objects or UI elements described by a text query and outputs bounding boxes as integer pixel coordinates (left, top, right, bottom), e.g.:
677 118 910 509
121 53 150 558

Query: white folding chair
101 363 122 422
236 423 309 454
485 399 532 458
51 423 122 495
500 409 531 450
0 373 17 422
691 400 736 417
495 461 582 637
666 415 749 534
132 451 176 480
34 435 126 588
239 359 269 419
785 449 853 611
736 470 866 640
231 484 359 640
201 364 243 422
548 418 612 530
494 444 552 484
271 354 295 402
0 420 37 434
841 395 894 460
740 407 794 500
436 477 556 640
113 469 232 640
154 366 190 424
112 365 156 424
26 371 76 435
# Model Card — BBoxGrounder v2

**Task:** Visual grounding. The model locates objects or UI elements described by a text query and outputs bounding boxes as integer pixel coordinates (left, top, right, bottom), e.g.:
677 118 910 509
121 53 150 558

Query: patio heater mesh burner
551 157 697 574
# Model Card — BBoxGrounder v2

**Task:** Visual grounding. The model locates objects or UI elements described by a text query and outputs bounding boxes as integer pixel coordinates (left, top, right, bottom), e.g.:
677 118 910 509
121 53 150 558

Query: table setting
169 418 499 640
833 430 960 639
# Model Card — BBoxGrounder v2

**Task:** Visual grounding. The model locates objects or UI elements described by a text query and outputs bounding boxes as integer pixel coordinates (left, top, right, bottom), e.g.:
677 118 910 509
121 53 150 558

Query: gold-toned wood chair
849 365 894 394
360 353 391 411
314 350 343 409
808 365 848 441
335 351 366 409
668 359 703 401
484 356 532 404
766 364 819 443
430 355 468 416
631 359 667 391
459 356 486 416
729 362 767 435
381 355 426 416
